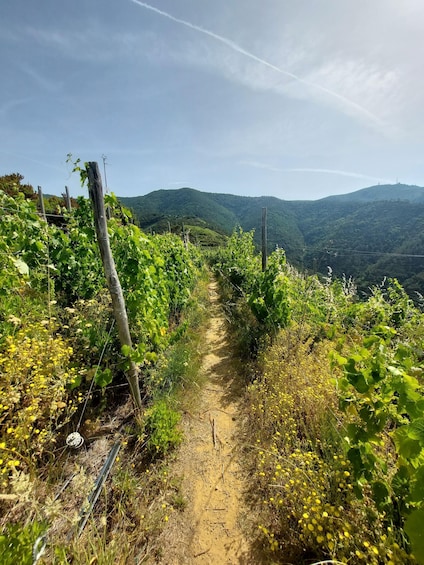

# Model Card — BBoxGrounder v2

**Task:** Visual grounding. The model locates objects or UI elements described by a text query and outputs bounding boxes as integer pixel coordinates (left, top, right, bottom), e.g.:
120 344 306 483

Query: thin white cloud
23 26 142 63
0 150 66 173
19 64 62 92
240 161 392 183
287 168 392 183
129 0 385 127
0 97 33 117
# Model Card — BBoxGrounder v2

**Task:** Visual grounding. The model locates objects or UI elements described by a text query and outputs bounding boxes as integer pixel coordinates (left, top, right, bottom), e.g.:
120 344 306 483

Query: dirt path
157 281 256 564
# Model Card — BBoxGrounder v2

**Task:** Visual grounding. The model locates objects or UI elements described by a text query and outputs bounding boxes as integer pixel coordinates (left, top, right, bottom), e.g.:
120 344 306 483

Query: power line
284 245 424 260
324 248 424 259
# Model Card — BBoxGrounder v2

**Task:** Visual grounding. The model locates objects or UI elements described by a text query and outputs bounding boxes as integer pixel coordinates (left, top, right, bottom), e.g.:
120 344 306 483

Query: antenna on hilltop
102 154 109 193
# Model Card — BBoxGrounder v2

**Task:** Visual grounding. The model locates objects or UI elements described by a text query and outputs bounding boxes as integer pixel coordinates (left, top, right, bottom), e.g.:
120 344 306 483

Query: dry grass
246 324 412 564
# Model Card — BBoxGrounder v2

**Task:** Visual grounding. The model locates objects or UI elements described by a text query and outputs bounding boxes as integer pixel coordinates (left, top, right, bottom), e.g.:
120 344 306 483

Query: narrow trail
157 281 258 564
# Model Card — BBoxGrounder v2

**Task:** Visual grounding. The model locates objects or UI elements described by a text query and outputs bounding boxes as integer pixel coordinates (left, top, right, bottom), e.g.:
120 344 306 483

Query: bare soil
156 281 260 564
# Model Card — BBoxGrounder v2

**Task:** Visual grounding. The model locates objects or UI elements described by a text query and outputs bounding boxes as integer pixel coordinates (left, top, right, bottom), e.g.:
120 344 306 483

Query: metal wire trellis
75 318 116 432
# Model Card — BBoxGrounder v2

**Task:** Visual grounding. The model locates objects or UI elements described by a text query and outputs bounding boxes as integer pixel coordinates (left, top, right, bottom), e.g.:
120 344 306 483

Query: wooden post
64 186 72 212
86 162 142 410
182 222 187 249
38 186 46 221
262 207 267 271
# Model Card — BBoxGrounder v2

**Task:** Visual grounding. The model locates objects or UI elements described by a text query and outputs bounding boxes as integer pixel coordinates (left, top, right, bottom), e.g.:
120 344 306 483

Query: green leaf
95 368 113 388
331 352 348 366
11 257 29 275
405 508 424 563
347 371 369 394
347 423 369 443
393 427 422 459
387 365 403 377
392 465 410 495
145 351 158 363
121 344 131 357
409 467 424 504
363 334 381 348
407 419 424 443
347 447 364 478
396 344 412 362
371 480 390 510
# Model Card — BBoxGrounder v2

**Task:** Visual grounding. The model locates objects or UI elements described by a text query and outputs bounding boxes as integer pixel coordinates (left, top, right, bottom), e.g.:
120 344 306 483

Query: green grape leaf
347 447 364 478
11 257 29 275
405 508 424 563
371 480 390 510
409 467 424 504
393 427 422 459
121 344 131 357
347 371 369 393
392 465 410 493
331 352 347 366
407 419 424 443
95 368 113 388
145 351 158 363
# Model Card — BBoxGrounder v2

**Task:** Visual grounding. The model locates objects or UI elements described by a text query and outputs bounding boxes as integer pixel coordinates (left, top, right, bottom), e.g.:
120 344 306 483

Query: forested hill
119 184 424 296
321 183 424 203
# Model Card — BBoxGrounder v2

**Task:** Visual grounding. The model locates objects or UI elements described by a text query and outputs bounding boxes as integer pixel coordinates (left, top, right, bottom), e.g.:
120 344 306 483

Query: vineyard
0 170 205 563
2 171 424 564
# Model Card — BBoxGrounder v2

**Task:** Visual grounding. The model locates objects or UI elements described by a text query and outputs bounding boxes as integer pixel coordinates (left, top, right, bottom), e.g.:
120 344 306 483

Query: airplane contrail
129 0 384 126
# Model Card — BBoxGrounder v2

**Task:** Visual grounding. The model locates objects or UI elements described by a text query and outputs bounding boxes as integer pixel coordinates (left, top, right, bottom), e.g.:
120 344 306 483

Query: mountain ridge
319 183 424 203
119 183 424 297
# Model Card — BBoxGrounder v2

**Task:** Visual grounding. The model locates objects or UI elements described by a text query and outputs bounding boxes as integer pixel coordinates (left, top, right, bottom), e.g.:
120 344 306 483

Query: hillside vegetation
0 173 207 563
3 171 424 564
120 184 424 297
210 229 424 563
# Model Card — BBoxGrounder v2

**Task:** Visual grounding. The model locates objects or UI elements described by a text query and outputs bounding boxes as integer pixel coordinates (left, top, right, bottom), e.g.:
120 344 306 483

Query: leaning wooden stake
64 185 72 212
87 162 142 410
38 186 47 221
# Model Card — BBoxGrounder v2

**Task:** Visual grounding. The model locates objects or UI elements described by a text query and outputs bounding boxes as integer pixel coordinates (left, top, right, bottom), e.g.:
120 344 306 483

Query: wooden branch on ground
209 415 217 449
194 547 211 558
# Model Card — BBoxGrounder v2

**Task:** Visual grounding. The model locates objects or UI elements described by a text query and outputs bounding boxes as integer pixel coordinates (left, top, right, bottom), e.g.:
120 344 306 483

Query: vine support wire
78 319 115 431
34 319 118 558
64 318 116 450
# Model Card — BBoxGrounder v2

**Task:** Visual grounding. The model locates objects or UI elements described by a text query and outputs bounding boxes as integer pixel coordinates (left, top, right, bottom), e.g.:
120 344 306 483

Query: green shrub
0 521 47 565
144 399 182 456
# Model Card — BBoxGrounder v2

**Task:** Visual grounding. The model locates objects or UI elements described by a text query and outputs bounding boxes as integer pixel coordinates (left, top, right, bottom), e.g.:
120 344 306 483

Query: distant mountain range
119 183 424 297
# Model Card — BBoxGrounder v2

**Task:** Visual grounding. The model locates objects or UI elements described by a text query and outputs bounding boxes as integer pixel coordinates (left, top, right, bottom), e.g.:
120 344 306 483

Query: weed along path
157 280 256 564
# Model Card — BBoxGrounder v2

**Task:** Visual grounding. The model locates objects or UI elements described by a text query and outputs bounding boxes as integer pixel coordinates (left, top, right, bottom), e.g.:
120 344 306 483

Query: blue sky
1 0 423 200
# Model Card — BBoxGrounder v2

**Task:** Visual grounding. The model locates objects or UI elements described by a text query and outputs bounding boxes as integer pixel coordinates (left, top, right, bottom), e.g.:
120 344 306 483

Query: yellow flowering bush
0 323 79 487
249 325 412 564
250 325 338 447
